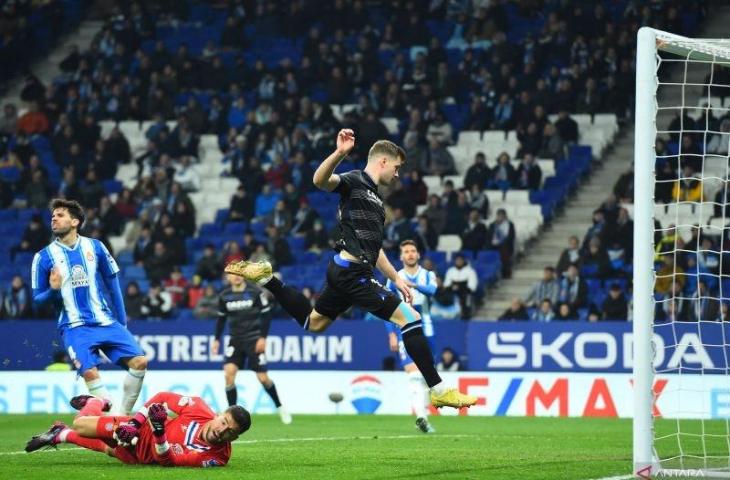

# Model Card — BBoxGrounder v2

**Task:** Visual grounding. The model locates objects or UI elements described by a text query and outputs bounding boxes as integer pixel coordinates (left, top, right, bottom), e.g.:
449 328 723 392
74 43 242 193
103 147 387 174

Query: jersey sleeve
215 295 227 340
154 444 229 467
217 295 227 317
95 240 120 277
31 251 60 305
415 271 437 296
143 392 206 417
257 292 272 337
332 170 358 196
31 251 49 291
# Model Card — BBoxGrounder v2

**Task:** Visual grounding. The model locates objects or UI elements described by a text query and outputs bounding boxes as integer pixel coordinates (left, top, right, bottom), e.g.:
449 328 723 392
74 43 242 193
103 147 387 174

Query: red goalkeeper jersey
123 392 231 467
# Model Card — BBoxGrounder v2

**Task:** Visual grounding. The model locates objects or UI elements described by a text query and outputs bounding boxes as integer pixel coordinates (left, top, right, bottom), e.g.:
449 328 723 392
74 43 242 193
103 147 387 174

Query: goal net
635 27 730 478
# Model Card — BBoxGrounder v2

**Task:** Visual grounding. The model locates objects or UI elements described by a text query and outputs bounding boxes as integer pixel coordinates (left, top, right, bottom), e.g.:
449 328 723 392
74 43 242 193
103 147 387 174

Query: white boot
278 406 292 425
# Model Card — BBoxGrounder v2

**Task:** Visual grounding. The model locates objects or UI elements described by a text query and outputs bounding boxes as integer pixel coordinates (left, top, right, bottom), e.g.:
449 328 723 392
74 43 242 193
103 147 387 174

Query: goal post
633 26 657 479
634 26 730 478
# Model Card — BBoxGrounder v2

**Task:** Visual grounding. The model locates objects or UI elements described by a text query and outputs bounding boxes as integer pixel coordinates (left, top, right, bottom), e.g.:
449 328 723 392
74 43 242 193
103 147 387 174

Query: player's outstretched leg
25 422 67 452
37 418 115 455
391 303 477 409
226 260 315 330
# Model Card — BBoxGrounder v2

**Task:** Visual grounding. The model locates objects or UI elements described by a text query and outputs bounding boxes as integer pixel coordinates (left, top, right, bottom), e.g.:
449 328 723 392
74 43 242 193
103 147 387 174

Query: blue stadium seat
215 209 230 226
117 251 134 266
0 167 20 183
224 222 247 236
288 236 306 251
181 265 196 279
475 250 500 264
103 180 123 194
250 222 267 237
426 251 447 265
136 279 150 293
13 252 35 266
199 223 223 237
125 266 146 281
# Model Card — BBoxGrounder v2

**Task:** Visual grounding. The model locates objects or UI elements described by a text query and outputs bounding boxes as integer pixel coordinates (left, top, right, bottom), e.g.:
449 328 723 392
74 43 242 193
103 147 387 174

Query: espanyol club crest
349 375 382 414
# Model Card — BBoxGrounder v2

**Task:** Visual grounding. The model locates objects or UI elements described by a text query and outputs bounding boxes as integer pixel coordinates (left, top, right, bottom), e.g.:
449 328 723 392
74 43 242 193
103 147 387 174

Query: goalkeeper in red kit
25 392 251 467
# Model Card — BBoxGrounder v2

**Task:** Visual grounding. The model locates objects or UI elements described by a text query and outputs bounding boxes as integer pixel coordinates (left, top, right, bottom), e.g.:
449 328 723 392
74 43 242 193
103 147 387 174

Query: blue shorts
61 323 145 374
396 332 436 369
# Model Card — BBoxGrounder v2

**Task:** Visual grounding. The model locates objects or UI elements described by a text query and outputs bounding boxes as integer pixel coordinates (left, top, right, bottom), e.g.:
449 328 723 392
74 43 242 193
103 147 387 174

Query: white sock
85 378 111 402
58 428 71 443
430 381 447 395
408 370 428 419
122 368 146 414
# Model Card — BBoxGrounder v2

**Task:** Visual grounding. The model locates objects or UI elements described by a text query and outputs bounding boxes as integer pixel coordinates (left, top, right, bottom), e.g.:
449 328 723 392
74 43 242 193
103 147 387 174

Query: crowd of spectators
0 0 707 321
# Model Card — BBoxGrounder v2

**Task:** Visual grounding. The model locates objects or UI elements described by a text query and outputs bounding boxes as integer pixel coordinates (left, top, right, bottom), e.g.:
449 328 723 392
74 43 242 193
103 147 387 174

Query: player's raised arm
312 129 355 191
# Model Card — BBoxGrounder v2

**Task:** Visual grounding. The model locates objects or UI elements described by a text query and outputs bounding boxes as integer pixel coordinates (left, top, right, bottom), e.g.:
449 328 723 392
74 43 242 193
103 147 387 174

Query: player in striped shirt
385 240 437 433
25 391 250 468
31 199 147 413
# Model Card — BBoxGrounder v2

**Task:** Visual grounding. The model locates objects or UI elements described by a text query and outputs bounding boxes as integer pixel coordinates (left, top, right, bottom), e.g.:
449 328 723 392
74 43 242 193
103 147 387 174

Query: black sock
263 276 313 329
225 384 237 406
401 321 442 388
264 382 282 408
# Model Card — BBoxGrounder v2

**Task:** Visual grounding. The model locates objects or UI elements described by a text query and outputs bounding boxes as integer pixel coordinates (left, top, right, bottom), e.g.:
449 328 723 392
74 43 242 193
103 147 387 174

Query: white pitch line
0 433 477 456
235 433 476 444
586 475 634 480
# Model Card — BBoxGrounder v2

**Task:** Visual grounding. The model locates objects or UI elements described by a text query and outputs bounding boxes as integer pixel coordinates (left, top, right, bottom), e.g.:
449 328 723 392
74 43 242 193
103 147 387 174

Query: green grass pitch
0 414 636 479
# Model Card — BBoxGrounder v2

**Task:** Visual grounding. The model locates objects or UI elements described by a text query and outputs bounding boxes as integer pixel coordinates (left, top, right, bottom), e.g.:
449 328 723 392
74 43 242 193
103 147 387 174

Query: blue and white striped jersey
386 266 437 337
32 236 120 329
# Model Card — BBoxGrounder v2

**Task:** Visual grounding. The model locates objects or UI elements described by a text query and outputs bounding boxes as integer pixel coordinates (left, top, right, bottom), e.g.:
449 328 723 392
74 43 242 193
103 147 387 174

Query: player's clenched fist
49 268 62 290
336 129 355 156
148 403 168 436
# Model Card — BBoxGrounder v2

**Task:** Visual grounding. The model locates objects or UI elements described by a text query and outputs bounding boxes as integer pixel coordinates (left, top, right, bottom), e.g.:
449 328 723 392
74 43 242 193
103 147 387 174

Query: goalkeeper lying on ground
25 391 251 467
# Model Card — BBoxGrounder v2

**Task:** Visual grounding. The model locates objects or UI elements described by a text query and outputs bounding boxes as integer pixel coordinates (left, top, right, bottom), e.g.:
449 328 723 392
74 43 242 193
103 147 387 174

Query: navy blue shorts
61 323 145 374
315 254 401 321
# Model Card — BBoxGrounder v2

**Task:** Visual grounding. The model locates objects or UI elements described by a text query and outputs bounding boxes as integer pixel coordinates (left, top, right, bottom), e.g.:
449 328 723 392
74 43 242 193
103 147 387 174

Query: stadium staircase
480 130 632 320
0 19 101 111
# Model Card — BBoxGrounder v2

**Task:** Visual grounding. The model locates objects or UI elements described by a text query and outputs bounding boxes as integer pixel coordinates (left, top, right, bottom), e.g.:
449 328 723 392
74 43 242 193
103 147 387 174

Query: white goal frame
634 26 730 478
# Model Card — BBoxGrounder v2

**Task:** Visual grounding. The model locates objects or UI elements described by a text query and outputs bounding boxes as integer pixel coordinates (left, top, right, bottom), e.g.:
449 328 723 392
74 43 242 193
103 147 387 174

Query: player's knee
307 315 331 333
397 303 420 324
71 416 85 430
308 321 328 333
81 368 100 382
128 356 148 370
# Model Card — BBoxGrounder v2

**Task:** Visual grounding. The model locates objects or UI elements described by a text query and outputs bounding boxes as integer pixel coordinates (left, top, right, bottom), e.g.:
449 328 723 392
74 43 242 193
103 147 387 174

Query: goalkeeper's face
204 411 242 445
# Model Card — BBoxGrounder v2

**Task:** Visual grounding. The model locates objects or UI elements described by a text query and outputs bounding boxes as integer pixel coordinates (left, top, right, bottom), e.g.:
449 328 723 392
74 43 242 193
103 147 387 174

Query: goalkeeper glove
114 422 139 446
147 403 168 437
